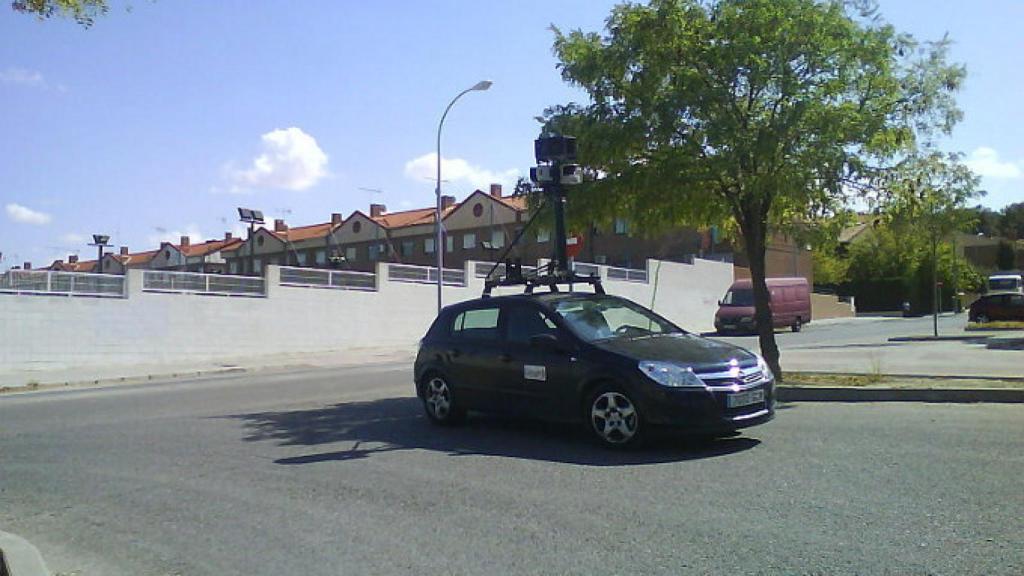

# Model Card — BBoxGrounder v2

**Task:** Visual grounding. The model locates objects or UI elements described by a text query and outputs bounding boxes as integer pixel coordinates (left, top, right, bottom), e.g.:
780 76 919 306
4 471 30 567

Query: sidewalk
0 346 418 391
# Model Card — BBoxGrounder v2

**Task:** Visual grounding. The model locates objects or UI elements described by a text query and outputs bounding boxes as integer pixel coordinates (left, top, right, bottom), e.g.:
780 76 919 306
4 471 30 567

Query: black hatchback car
414 292 775 447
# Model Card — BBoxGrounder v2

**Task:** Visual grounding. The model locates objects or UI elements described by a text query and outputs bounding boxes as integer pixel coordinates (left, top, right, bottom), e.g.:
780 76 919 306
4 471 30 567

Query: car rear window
451 307 500 341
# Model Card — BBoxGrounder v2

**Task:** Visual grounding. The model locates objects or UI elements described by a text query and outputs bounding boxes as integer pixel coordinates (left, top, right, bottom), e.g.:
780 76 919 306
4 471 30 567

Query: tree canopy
543 0 969 377
11 0 109 26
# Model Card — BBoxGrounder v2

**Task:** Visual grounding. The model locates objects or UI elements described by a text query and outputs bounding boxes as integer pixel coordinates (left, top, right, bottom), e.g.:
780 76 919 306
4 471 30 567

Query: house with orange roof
145 234 245 274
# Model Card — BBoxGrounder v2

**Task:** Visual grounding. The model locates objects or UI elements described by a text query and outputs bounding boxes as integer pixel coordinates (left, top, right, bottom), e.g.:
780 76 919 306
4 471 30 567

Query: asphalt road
1 365 1022 575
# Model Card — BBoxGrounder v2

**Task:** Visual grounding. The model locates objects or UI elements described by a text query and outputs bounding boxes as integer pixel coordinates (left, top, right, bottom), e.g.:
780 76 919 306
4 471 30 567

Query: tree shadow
225 397 761 467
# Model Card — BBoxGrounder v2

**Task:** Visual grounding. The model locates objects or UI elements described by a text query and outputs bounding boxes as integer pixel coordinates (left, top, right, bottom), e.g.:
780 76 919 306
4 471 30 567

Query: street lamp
88 234 111 273
436 80 492 312
238 207 265 276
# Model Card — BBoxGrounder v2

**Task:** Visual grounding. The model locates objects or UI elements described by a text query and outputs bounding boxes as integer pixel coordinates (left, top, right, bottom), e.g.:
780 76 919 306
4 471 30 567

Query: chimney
441 195 456 210
370 204 386 218
120 246 129 256
490 183 502 198
180 235 190 247
224 232 233 240
274 219 288 232
331 212 343 226
23 262 31 270
69 255 79 264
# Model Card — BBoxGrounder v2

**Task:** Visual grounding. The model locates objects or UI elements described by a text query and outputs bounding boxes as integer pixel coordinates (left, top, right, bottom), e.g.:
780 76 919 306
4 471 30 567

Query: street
1 364 1021 575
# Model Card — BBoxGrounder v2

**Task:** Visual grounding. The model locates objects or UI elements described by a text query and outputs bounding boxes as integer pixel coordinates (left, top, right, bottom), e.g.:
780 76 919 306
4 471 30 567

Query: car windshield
989 278 1020 291
551 296 681 342
721 288 754 306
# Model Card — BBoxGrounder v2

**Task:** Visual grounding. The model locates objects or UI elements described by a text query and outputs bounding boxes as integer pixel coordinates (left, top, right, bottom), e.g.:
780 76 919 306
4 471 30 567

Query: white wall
0 258 732 377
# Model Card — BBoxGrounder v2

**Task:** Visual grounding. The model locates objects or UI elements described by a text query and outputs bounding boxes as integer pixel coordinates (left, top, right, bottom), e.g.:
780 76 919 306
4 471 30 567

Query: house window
595 255 607 264
368 244 381 261
401 240 415 257
257 235 265 246
315 250 326 265
229 261 238 274
253 258 262 273
463 233 476 250
446 236 454 253
353 221 362 234
425 238 435 254
473 203 484 217
490 229 505 249
536 228 550 243
296 252 307 266
345 247 357 261
614 218 629 235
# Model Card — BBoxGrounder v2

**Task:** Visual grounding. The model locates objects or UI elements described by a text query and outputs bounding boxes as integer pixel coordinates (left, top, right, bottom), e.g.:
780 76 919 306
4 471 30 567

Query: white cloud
228 127 329 192
965 147 1021 180
0 67 46 88
5 203 52 225
148 224 204 246
404 153 520 191
60 232 85 245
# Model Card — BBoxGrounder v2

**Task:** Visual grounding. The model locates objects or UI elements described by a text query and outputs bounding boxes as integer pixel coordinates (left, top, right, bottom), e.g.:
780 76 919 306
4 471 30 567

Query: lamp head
471 80 493 91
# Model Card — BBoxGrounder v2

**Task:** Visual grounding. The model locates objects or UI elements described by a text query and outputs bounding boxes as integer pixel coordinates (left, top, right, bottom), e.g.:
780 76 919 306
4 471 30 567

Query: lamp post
238 208 265 276
88 234 111 273
435 80 492 312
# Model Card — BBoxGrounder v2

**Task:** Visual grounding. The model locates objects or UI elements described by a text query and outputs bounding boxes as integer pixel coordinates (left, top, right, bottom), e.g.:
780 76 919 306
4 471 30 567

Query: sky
1 0 1021 269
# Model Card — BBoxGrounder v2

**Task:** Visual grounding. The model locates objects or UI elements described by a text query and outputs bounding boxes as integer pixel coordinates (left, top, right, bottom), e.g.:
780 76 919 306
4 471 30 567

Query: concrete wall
0 258 732 375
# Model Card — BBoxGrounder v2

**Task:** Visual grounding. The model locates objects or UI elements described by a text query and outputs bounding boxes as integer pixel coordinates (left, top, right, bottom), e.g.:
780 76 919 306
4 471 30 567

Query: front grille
741 372 761 384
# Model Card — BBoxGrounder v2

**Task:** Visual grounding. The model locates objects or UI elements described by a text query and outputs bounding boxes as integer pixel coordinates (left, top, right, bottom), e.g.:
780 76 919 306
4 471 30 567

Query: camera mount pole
549 167 569 276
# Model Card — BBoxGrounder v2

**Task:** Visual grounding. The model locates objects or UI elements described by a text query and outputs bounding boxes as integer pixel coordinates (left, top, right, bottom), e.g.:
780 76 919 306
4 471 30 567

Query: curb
887 335 990 342
0 532 49 576
777 386 1024 403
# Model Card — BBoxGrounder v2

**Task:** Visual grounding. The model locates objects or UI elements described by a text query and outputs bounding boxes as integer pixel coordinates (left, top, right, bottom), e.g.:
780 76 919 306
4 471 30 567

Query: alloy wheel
425 377 452 420
591 391 639 445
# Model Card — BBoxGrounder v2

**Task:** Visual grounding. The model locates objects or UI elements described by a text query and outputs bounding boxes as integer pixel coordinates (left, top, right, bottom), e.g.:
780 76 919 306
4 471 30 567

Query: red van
714 277 811 334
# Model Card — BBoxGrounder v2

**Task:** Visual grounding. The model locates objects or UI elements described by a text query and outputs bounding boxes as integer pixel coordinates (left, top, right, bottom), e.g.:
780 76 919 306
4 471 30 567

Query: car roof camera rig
482 135 603 297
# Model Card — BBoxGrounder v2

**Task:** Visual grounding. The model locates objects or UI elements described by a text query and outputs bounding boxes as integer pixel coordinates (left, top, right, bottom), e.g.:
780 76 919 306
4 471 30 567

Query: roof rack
482 259 604 297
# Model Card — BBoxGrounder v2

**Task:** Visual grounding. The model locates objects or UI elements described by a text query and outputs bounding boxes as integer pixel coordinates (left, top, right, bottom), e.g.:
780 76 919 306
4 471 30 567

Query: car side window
1010 295 1024 306
451 307 500 341
505 304 560 345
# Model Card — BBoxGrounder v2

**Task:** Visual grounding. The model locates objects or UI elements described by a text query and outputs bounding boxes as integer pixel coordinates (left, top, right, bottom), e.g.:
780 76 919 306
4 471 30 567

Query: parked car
969 293 1024 323
714 277 811 334
414 292 775 447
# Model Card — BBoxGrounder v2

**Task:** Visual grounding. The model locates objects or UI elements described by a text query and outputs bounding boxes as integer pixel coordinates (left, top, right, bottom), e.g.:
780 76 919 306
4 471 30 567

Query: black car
969 292 1024 323
414 292 775 447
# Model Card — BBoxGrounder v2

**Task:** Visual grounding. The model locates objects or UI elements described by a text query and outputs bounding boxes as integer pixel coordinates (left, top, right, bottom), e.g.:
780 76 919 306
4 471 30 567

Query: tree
999 202 1024 240
543 0 965 379
11 0 108 27
996 240 1016 271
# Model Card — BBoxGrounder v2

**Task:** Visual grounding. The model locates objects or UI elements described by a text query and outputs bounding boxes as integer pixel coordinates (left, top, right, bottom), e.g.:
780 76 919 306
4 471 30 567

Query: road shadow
226 397 760 467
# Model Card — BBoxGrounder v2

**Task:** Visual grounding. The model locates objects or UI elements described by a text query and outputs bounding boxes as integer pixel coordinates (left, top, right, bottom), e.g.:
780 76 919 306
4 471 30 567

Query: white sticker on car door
524 364 547 381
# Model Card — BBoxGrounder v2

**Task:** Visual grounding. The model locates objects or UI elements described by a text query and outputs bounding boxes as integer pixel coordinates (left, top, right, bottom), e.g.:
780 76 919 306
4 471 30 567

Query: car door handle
498 353 513 362
447 348 461 358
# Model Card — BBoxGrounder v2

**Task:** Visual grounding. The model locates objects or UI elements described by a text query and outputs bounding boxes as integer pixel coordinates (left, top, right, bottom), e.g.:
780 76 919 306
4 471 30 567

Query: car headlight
756 355 774 381
638 361 706 388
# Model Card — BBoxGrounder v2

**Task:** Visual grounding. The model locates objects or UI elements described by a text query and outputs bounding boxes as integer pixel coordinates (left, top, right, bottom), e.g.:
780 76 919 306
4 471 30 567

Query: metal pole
436 88 472 313
249 221 255 277
552 181 569 274
932 236 938 337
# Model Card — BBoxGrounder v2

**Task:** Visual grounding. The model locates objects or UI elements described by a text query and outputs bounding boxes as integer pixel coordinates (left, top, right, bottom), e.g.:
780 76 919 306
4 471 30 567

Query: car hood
593 333 757 369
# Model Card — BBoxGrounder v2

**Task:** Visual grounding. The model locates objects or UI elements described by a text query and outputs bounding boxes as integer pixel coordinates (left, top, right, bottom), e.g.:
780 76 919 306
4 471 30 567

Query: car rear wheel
791 317 803 332
422 374 465 425
587 386 642 447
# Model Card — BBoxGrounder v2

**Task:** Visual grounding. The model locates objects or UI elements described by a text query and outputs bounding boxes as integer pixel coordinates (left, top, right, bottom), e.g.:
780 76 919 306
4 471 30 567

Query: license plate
727 389 765 408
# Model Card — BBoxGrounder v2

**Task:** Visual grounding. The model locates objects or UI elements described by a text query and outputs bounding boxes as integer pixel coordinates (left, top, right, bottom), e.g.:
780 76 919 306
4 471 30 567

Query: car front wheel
975 313 989 324
587 386 642 447
422 374 465 425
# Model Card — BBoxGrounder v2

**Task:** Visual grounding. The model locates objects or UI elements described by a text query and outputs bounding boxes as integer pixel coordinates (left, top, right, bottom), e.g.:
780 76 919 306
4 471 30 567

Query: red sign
566 234 584 259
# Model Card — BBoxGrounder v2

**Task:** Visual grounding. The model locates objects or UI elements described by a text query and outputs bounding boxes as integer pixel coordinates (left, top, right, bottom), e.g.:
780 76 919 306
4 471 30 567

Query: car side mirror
529 333 565 352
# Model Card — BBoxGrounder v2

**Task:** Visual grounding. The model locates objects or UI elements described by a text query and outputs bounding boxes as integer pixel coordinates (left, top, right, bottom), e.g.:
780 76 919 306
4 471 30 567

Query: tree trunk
742 223 783 381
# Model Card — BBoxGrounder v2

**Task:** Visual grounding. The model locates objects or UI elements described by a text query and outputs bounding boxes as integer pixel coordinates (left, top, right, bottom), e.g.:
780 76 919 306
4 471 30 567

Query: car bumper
635 379 776 433
714 317 756 333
